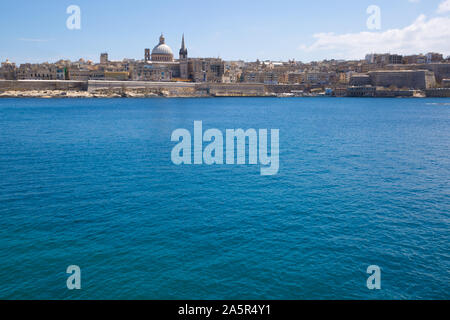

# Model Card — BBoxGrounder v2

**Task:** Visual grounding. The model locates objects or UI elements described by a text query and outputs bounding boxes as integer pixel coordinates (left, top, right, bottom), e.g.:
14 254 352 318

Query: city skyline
1 0 449 64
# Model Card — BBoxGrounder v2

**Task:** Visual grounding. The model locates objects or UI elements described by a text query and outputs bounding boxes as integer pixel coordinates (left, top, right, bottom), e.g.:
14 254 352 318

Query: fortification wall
0 80 87 91
87 80 197 96
264 84 307 94
87 80 196 91
196 83 266 96
369 70 435 89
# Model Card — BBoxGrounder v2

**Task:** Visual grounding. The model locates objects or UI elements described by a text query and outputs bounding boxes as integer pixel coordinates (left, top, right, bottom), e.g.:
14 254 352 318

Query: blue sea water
0 97 449 300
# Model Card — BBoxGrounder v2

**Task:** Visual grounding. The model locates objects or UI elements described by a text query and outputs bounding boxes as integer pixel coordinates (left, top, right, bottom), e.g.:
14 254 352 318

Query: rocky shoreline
0 89 208 98
0 89 443 98
2 80 447 98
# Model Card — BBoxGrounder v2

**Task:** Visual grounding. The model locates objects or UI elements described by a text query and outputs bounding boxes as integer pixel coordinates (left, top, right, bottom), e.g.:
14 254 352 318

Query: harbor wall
0 80 87 91
0 80 295 96
87 80 196 91
265 84 307 94
425 88 450 97
196 83 266 96
87 80 197 96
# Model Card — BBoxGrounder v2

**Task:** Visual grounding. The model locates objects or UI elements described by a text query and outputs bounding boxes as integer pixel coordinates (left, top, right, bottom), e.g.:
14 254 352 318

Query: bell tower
179 34 188 60
179 34 189 79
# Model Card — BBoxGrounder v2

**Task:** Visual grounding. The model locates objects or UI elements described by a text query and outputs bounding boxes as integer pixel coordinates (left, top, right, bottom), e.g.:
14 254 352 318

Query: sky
0 0 449 64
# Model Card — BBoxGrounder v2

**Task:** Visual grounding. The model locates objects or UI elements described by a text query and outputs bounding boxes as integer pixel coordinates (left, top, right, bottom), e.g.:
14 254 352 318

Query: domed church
142 34 189 81
138 33 223 82
151 34 174 62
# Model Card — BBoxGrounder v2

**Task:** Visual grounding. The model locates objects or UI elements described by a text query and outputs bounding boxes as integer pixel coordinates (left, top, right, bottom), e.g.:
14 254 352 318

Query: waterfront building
349 74 371 86
16 63 59 80
2 43 447 91
0 59 17 80
382 63 450 83
347 86 376 97
188 58 225 83
442 79 450 88
368 70 436 90
138 34 194 81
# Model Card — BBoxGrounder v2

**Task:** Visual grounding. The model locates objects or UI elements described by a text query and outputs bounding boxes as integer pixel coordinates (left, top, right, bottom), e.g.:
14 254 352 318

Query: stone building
368 70 436 89
347 86 376 97
0 59 17 80
132 62 174 81
16 63 61 80
140 34 192 81
424 63 450 83
403 55 427 65
100 53 109 65
349 74 371 86
287 72 304 84
188 58 224 83
382 63 450 83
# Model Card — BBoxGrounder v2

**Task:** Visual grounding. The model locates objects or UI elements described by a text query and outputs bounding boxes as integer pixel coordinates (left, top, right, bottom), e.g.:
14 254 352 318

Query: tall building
100 53 108 64
389 54 403 65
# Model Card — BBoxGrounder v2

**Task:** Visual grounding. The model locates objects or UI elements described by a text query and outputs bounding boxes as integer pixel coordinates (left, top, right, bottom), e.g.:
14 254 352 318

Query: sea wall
265 84 307 94
0 80 312 97
87 80 197 96
368 70 436 90
87 80 195 91
0 80 87 91
196 83 266 96
425 88 450 97
3 80 446 98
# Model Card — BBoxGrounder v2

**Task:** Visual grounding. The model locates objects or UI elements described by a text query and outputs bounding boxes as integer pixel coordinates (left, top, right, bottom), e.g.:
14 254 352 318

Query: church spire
181 33 186 51
179 33 188 60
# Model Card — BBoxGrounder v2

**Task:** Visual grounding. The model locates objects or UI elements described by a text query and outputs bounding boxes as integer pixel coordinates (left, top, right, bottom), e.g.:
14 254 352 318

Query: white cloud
437 0 450 13
300 15 450 59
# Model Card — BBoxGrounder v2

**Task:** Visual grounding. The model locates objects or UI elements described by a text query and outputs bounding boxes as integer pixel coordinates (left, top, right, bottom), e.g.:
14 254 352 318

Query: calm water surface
0 97 449 299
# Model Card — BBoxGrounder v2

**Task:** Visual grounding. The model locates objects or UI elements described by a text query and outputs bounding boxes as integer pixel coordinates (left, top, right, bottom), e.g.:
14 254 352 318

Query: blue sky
0 0 449 64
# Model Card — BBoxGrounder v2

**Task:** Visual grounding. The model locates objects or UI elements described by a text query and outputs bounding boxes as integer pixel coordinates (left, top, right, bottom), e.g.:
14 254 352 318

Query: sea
0 97 449 300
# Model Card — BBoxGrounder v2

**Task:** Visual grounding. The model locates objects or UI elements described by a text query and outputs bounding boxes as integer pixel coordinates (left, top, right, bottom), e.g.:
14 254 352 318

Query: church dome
151 34 174 62
152 44 173 56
